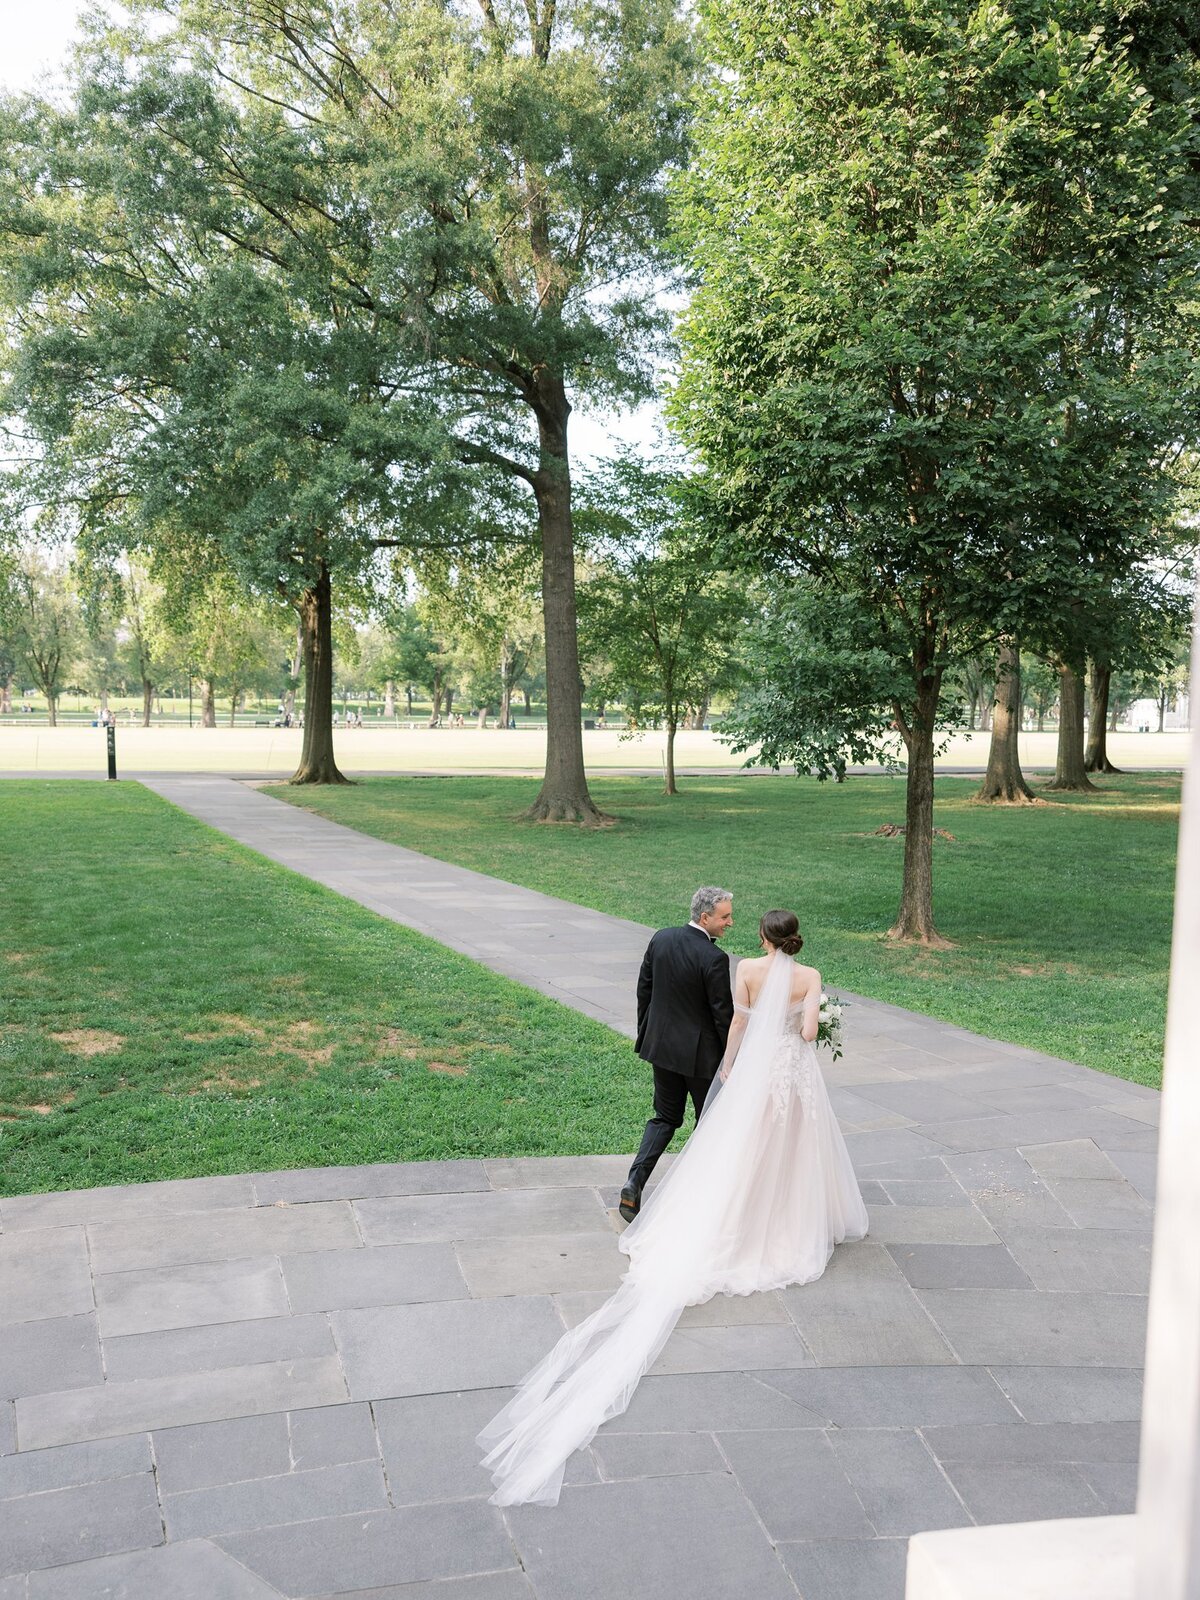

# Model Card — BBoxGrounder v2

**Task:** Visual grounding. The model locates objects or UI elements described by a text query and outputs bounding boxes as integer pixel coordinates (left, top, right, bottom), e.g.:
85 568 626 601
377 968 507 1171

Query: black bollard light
106 722 117 781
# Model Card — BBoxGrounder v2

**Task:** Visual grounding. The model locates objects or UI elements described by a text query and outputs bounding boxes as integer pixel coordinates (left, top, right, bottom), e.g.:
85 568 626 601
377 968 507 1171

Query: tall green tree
8 555 81 726
577 456 748 793
5 0 698 817
673 0 1200 940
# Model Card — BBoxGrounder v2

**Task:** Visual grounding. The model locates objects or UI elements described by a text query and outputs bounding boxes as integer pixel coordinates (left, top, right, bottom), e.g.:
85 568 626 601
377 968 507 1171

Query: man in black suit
619 886 735 1222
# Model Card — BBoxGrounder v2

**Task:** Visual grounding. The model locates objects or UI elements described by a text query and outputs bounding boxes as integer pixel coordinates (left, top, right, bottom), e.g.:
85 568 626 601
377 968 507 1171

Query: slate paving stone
0 1436 150 1500
852 1081 1004 1124
880 1179 971 1207
288 1404 378 1472
252 1160 488 1204
715 1430 874 1540
917 1288 1147 1367
943 1460 1103 1523
610 1372 825 1433
0 1317 102 1404
923 1419 1141 1465
0 1578 23 1600
0 1231 93 1325
18 1356 348 1450
89 1203 362 1275
0 1176 255 1233
987 1365 1144 1424
858 1180 891 1204
1045 1177 1153 1232
864 1205 999 1245
455 1233 625 1298
943 1150 1076 1231
842 1130 948 1168
103 1313 335 1381
1017 1140 1127 1182
374 1388 595 1506
649 1322 813 1376
25 1539 287 1599
281 1242 467 1312
927 1109 1156 1157
505 1473 799 1600
1077 1460 1139 1513
153 1413 292 1494
218 1501 515 1595
885 1242 1033 1291
96 1257 289 1339
331 1296 564 1400
828 1428 972 1535
758 1365 1019 1428
778 1537 909 1600
1000 1226 1152 1294
164 1458 389 1540
0 1472 162 1580
483 1156 634 1189
354 1187 610 1245
591 1430 726 1481
0 1405 15 1456
1109 1151 1157 1202
780 1240 956 1366
309 1578 534 1600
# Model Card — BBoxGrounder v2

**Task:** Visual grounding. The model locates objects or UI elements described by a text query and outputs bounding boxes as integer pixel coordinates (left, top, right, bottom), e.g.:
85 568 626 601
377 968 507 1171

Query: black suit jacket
635 925 734 1080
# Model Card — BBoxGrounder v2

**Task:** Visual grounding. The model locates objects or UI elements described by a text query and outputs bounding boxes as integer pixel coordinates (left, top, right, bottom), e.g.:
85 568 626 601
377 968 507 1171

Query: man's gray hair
691 885 733 921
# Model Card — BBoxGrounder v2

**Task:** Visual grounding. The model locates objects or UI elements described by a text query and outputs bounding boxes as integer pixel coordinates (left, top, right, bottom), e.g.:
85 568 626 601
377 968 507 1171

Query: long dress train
476 949 869 1506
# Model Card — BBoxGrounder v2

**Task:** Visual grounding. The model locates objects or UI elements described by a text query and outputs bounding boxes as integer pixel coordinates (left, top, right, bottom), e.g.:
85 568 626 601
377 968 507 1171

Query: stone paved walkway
0 777 1162 1598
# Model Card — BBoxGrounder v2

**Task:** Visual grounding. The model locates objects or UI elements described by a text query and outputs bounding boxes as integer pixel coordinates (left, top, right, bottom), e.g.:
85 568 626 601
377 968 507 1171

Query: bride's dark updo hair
760 909 803 956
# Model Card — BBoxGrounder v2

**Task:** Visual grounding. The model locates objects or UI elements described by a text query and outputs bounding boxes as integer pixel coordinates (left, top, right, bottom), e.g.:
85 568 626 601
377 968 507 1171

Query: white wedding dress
476 949 869 1506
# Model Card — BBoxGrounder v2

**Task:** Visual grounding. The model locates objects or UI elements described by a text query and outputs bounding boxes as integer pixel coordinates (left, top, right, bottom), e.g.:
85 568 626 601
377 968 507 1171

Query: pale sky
0 3 664 465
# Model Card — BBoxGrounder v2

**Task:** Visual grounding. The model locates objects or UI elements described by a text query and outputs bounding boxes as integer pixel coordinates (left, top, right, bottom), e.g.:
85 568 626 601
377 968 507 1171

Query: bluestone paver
25 1540 288 1599
504 1473 801 1600
0 774 1163 1596
216 1502 515 1594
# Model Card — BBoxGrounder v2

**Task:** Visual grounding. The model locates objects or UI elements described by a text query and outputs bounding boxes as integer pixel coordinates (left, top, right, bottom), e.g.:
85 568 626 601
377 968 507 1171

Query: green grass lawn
275 771 1180 1089
0 782 641 1196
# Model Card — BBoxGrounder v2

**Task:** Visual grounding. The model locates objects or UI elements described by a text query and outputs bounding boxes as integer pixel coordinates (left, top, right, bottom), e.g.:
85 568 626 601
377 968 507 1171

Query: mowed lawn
0 782 640 1196
276 772 1180 1089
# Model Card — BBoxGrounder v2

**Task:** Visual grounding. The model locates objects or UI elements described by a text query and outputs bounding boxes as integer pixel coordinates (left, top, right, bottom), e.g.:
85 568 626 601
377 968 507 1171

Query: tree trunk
45 689 57 727
888 662 950 944
523 688 532 714
427 669 443 726
290 561 350 784
967 694 977 731
690 695 710 731
199 679 216 728
405 683 413 716
977 639 1035 802
1037 708 1046 731
141 678 153 727
664 718 678 795
1158 687 1168 733
978 696 992 732
444 685 455 724
384 679 396 718
1109 700 1119 732
523 375 608 824
1 676 12 714
1045 665 1097 790
228 686 240 728
1085 661 1122 773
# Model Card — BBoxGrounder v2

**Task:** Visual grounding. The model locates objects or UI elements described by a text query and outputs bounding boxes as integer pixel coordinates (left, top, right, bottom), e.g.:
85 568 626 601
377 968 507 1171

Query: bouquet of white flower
816 992 846 1060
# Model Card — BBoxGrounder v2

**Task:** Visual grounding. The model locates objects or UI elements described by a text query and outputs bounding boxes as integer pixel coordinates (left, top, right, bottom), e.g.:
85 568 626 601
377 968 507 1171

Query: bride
477 909 869 1507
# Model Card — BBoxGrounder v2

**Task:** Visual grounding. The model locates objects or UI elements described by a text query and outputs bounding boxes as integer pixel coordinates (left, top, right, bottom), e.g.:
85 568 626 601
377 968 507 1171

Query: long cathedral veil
476 950 800 1507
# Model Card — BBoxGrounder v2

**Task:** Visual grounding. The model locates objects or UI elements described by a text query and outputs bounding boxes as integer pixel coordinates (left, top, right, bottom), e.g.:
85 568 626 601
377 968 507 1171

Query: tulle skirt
477 1032 868 1506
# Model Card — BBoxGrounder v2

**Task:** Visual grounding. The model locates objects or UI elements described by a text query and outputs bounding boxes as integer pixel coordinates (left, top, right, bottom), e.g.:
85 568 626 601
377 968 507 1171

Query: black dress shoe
618 1180 641 1223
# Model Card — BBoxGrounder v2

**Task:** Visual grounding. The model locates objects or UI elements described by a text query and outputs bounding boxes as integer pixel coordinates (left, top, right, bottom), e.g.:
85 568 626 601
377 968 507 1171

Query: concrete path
0 776 1163 1598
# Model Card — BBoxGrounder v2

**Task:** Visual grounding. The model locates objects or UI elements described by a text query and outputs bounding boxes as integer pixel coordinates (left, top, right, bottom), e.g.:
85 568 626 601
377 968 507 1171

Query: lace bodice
733 999 816 1117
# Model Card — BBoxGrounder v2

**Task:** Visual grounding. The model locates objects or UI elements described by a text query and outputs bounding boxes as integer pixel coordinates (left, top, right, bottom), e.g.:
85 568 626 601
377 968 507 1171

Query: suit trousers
627 1066 713 1189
